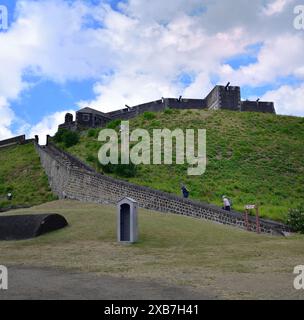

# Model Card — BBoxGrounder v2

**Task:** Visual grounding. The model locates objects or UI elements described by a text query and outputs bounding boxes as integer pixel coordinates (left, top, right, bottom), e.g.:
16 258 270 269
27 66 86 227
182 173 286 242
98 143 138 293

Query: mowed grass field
61 109 304 222
0 143 56 209
1 200 304 299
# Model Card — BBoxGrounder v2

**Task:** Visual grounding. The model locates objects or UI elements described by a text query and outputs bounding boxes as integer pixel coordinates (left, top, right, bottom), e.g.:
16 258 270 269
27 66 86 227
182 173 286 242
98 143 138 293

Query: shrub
98 154 137 178
143 112 156 120
54 129 79 148
87 129 98 138
286 205 304 233
151 120 161 127
114 162 137 178
62 131 79 148
100 162 137 177
54 129 67 143
106 119 121 130
100 163 115 174
86 154 96 163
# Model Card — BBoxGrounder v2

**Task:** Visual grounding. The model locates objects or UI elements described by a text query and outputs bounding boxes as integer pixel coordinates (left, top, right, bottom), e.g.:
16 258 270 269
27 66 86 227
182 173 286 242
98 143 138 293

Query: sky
0 0 303 142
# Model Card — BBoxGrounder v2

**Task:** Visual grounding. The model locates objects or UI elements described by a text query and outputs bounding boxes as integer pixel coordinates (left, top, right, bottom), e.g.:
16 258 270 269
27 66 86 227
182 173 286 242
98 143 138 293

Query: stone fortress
0 82 288 235
59 83 276 131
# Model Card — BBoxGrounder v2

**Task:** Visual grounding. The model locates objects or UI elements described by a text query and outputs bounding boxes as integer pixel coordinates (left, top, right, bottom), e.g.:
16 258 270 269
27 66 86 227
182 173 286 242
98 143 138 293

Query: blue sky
0 0 303 140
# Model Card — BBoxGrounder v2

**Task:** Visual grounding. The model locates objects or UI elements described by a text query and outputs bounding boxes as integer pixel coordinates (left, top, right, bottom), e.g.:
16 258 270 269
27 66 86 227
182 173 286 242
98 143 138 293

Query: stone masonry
35 141 290 236
58 83 275 131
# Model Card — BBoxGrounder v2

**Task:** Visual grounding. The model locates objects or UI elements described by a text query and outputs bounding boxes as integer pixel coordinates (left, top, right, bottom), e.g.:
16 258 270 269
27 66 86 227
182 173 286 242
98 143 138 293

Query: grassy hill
56 109 304 221
0 143 56 209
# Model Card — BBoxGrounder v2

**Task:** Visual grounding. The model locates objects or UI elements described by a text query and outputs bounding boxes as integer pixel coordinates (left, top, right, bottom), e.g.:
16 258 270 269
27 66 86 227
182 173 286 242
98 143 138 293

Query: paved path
0 266 216 300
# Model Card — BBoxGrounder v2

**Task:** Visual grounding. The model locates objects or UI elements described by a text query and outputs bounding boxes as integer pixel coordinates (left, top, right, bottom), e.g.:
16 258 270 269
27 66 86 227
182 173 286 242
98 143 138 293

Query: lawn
0 143 56 209
1 200 304 299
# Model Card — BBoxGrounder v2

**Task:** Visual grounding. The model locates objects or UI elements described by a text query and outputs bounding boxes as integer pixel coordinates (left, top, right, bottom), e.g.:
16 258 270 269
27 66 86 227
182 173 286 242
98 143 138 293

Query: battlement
0 135 30 149
241 100 275 113
58 84 276 131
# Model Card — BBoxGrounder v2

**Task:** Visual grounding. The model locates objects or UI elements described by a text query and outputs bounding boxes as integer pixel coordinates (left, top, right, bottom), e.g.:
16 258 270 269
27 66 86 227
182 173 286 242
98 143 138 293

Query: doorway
120 203 131 241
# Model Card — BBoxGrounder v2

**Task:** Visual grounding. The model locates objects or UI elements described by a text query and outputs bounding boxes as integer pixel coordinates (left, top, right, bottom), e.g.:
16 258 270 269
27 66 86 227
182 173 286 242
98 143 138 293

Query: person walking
181 184 190 199
222 195 231 211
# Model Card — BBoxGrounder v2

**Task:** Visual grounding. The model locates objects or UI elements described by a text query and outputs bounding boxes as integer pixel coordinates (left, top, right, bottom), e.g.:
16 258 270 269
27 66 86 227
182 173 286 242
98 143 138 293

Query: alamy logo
0 265 8 290
0 5 8 31
293 265 304 290
98 121 207 176
294 5 304 30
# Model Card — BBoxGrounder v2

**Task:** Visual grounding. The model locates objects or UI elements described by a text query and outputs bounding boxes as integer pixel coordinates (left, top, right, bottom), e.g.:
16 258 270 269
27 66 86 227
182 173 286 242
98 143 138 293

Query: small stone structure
0 213 68 241
117 197 138 243
59 107 112 131
58 83 276 131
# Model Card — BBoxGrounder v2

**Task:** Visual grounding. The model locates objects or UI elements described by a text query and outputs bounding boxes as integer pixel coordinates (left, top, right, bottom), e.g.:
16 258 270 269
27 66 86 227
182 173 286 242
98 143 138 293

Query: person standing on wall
181 184 190 199
222 195 231 211
7 193 13 201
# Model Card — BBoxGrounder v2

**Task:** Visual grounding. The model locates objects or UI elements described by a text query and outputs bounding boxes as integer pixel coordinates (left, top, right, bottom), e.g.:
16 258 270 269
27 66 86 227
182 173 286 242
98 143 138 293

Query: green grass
0 143 57 209
54 109 304 222
1 200 304 299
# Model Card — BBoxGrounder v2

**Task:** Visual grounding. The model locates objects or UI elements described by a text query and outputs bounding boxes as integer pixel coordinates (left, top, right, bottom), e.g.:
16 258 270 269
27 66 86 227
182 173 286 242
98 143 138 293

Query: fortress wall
165 98 206 109
106 98 207 120
0 135 26 149
218 86 241 111
35 142 291 236
205 86 220 110
241 101 276 114
107 100 165 120
58 84 276 131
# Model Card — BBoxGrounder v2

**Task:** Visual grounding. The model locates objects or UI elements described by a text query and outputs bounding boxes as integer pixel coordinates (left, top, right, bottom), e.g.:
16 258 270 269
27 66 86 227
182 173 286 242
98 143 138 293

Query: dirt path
0 266 217 300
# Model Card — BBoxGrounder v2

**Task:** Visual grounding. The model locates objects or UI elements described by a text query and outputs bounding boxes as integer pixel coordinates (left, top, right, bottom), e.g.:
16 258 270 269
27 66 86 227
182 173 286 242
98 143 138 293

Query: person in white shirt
222 195 231 211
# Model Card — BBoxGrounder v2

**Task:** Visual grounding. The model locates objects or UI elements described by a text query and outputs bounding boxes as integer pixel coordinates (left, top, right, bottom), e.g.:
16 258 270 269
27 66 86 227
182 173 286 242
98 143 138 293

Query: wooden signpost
244 205 261 234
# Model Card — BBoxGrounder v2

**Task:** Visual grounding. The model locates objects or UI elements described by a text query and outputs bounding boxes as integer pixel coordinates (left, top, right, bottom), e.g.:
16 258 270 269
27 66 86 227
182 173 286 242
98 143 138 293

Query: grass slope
1 200 304 299
57 109 304 221
0 143 56 209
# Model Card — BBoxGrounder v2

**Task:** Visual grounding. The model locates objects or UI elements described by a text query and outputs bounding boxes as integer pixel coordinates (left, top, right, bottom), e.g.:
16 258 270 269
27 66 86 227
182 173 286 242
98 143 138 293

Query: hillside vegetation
56 109 304 221
0 143 56 209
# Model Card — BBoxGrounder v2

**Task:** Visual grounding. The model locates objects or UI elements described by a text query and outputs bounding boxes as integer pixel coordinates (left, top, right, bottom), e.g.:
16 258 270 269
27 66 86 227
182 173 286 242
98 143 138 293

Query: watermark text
294 5 304 30
0 265 8 290
98 121 207 176
293 265 304 290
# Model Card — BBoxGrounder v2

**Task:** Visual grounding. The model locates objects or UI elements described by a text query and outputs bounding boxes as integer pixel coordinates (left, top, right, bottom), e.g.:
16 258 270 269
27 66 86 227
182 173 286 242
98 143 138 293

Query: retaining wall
35 142 290 236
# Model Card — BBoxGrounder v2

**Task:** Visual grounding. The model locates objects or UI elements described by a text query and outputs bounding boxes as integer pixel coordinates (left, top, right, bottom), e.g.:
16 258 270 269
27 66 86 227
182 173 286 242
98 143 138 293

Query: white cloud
219 34 304 86
263 0 293 16
0 0 303 141
0 0 253 116
119 0 205 23
0 97 14 140
78 72 182 111
79 13 251 111
0 0 116 139
262 85 304 116
26 110 75 145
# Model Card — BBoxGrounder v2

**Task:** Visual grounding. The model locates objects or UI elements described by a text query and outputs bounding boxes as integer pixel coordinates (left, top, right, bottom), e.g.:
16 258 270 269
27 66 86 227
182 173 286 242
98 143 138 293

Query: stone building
58 107 112 131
